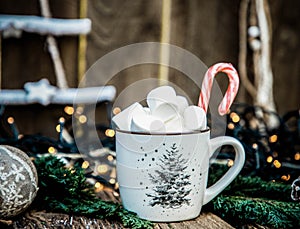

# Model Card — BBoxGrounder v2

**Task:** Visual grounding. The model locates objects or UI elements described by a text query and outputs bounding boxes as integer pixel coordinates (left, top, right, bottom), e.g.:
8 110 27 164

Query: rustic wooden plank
5 190 235 229
194 212 234 228
155 212 233 229
10 211 233 229
154 223 169 229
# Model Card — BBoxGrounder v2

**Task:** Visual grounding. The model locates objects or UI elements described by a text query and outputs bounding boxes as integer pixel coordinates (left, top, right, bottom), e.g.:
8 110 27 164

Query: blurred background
0 0 299 137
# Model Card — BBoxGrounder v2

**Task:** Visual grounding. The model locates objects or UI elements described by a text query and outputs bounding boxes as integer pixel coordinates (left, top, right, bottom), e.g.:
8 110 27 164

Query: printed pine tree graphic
146 143 192 209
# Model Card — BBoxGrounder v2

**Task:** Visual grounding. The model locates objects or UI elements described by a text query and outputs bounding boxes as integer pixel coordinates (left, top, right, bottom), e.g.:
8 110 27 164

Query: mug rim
116 128 210 136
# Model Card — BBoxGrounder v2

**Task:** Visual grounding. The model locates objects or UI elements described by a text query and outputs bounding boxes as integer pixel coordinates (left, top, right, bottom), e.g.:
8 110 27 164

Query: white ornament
0 145 38 218
24 79 56 106
248 26 260 38
249 39 261 51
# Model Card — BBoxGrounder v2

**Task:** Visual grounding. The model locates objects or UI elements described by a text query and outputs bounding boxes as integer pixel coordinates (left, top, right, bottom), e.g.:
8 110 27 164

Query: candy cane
198 63 240 116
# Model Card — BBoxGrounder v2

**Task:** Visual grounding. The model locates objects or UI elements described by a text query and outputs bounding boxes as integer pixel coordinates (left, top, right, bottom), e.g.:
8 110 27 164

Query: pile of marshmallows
112 86 207 133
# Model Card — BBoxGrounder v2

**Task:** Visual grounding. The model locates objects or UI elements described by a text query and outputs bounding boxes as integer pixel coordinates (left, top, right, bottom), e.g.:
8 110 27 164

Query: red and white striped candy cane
198 63 240 116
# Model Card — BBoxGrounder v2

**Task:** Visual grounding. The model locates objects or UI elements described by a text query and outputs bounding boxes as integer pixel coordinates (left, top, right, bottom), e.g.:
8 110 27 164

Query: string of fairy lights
0 104 118 194
223 104 300 182
0 104 299 193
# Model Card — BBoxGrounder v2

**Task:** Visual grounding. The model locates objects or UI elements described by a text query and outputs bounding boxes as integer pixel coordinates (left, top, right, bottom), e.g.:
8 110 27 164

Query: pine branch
208 164 292 202
204 164 298 228
224 175 292 202
208 195 300 228
33 156 153 229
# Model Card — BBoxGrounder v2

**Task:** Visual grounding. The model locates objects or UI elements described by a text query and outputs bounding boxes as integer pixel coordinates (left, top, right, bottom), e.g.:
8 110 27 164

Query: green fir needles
204 165 300 228
211 195 300 228
33 156 153 229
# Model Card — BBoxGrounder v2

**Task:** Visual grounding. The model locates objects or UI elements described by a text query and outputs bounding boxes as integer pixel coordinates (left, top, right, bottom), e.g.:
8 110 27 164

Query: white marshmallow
146 86 177 111
143 107 151 115
131 110 165 133
112 102 144 131
164 114 184 133
114 86 205 134
183 106 207 131
151 102 179 123
176 95 189 115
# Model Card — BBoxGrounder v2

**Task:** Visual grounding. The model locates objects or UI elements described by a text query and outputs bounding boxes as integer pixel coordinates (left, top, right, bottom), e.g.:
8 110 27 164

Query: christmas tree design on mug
146 143 192 209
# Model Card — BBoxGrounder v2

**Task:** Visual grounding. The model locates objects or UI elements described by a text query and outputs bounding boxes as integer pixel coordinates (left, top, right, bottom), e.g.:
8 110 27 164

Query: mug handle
203 136 245 205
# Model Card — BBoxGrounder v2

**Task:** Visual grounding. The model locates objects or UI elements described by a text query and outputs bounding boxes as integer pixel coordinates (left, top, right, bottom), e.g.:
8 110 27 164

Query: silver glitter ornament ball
0 145 38 218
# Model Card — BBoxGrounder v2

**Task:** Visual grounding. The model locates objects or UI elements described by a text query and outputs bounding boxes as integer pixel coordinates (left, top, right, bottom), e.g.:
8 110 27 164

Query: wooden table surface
155 212 233 229
5 190 234 228
99 189 234 229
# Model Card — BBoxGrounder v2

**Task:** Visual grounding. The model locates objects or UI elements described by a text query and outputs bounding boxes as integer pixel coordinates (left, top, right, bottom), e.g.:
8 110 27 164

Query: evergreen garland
32 156 153 229
204 164 300 228
208 165 292 201
210 195 300 228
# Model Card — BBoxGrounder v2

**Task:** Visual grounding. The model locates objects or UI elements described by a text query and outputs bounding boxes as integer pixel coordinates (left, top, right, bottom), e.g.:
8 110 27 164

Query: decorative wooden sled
0 79 116 106
0 14 91 37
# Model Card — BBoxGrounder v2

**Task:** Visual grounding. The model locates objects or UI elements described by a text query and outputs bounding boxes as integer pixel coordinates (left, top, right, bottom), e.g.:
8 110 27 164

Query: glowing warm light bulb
273 160 281 168
59 117 65 123
232 116 240 123
97 164 108 174
82 161 89 169
227 123 235 130
56 124 61 132
105 129 115 137
266 156 273 163
48 146 57 154
18 134 24 139
230 112 240 123
269 134 278 143
109 178 116 184
95 182 101 189
230 112 236 118
113 107 121 115
7 117 14 124
78 115 87 123
252 143 258 149
227 159 234 167
281 174 290 181
94 182 104 192
64 106 74 115
294 152 300 160
107 155 114 162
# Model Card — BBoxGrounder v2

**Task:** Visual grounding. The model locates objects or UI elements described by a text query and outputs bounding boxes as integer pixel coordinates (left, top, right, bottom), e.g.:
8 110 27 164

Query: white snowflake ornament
24 79 56 106
0 145 38 218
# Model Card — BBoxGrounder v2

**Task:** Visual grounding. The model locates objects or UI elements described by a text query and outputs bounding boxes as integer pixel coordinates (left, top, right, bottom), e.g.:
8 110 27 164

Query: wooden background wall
0 0 299 137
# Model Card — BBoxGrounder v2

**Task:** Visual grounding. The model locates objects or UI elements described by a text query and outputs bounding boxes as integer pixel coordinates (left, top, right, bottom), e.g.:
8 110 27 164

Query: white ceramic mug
116 129 245 222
